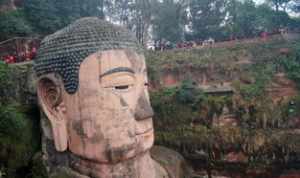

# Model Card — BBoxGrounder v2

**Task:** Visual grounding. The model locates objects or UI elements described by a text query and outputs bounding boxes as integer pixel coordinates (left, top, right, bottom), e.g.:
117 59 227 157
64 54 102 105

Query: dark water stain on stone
120 97 128 107
73 120 85 137
106 143 136 164
72 120 104 143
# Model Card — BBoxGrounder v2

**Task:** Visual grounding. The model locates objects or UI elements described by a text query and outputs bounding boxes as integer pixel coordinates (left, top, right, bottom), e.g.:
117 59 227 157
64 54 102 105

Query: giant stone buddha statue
34 17 191 178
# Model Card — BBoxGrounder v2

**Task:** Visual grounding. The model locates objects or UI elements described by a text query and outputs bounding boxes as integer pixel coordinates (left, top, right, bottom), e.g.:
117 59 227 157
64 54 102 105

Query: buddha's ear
37 75 68 152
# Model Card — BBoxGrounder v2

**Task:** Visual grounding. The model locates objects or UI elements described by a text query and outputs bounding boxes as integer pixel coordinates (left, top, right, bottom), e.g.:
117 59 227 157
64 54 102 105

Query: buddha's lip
135 127 153 135
72 149 150 169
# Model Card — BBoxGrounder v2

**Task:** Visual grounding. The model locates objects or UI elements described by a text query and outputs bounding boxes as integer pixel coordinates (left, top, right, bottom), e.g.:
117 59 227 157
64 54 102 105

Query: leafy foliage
152 0 186 42
278 50 300 88
0 10 33 41
0 0 299 42
0 104 40 178
149 40 300 172
104 0 156 45
237 64 275 100
0 62 41 178
188 0 228 40
0 105 27 138
23 0 103 34
151 79 228 131
0 62 13 102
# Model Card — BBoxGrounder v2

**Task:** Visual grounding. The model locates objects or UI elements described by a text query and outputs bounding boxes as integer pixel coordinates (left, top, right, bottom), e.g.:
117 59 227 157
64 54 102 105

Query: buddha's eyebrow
100 67 135 78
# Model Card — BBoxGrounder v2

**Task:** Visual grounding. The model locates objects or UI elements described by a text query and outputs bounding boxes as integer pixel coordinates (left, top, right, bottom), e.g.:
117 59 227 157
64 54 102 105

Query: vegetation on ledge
0 62 41 178
150 40 300 172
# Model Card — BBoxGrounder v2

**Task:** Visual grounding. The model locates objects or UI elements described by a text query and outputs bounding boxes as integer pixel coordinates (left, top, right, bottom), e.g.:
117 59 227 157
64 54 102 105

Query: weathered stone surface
151 146 193 178
50 167 90 178
9 61 37 105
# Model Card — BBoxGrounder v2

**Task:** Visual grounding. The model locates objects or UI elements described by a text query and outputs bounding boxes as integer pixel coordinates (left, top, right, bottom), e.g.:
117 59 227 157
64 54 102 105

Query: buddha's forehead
101 50 145 73
81 50 146 75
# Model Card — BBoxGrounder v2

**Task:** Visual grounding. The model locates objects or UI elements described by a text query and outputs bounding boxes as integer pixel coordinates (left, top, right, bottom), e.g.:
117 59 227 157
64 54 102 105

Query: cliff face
147 36 297 90
147 37 300 177
2 36 300 178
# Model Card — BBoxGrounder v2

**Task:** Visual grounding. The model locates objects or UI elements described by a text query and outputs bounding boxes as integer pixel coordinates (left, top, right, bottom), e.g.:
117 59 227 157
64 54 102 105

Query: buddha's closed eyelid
100 73 135 92
115 85 130 90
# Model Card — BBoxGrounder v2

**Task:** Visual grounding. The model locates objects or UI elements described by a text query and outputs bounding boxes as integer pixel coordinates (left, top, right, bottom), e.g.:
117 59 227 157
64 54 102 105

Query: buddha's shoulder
151 146 193 178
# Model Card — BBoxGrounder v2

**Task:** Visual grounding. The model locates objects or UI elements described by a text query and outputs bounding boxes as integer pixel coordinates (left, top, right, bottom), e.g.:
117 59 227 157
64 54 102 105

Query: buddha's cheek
67 105 138 163
68 124 109 162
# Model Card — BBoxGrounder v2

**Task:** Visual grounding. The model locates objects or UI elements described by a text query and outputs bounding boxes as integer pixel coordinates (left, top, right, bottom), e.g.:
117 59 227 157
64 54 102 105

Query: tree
255 4 280 31
131 0 154 45
104 0 156 46
103 0 132 25
226 0 275 38
23 0 103 34
152 0 187 43
0 10 33 41
188 0 228 40
267 0 292 12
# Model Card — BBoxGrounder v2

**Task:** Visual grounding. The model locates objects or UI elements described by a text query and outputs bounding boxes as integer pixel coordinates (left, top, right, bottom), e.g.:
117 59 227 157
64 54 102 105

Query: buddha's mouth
135 127 153 135
135 117 154 135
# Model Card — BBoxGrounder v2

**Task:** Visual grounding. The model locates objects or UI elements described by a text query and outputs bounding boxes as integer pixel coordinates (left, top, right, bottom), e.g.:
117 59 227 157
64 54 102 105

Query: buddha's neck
71 151 156 178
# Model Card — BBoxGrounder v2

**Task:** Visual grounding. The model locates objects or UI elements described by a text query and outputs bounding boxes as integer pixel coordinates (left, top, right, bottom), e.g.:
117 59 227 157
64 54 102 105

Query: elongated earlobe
37 76 68 151
50 106 68 151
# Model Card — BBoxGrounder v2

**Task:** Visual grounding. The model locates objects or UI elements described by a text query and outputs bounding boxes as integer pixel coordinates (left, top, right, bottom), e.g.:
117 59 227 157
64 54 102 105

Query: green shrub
0 62 13 103
237 63 275 100
23 0 102 34
0 10 33 41
278 52 300 88
0 104 27 138
176 79 198 104
0 62 40 178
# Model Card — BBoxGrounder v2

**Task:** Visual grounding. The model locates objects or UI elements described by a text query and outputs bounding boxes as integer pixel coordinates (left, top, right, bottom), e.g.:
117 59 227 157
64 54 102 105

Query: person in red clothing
261 31 268 41
3 55 11 63
3 55 16 64
9 55 16 63
31 47 37 59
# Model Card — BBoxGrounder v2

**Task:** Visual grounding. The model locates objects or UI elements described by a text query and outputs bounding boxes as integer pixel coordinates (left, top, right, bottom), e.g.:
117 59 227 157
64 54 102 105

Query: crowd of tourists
150 29 289 51
0 28 291 64
151 38 215 51
1 47 37 64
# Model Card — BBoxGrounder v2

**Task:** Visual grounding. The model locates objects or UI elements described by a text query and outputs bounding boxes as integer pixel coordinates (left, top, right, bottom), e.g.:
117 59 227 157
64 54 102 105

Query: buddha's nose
134 92 154 121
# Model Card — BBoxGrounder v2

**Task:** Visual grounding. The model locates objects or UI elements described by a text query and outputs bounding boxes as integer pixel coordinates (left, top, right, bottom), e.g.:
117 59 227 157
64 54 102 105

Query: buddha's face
38 50 154 164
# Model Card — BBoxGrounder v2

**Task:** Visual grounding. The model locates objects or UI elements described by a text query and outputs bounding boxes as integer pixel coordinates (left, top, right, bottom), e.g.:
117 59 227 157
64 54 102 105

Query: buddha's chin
71 150 155 178
104 129 154 164
74 147 153 168
74 129 154 165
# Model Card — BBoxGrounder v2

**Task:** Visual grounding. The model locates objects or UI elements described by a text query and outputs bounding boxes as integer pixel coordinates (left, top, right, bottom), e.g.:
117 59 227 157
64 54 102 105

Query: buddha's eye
115 85 130 90
144 83 149 87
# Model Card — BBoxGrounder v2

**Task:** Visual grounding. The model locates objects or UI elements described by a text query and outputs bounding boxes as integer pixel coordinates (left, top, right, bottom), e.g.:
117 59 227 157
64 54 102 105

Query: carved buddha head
34 18 154 164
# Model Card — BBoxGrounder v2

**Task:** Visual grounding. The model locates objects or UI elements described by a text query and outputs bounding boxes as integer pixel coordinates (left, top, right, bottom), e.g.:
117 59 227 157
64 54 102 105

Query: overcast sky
254 0 265 4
